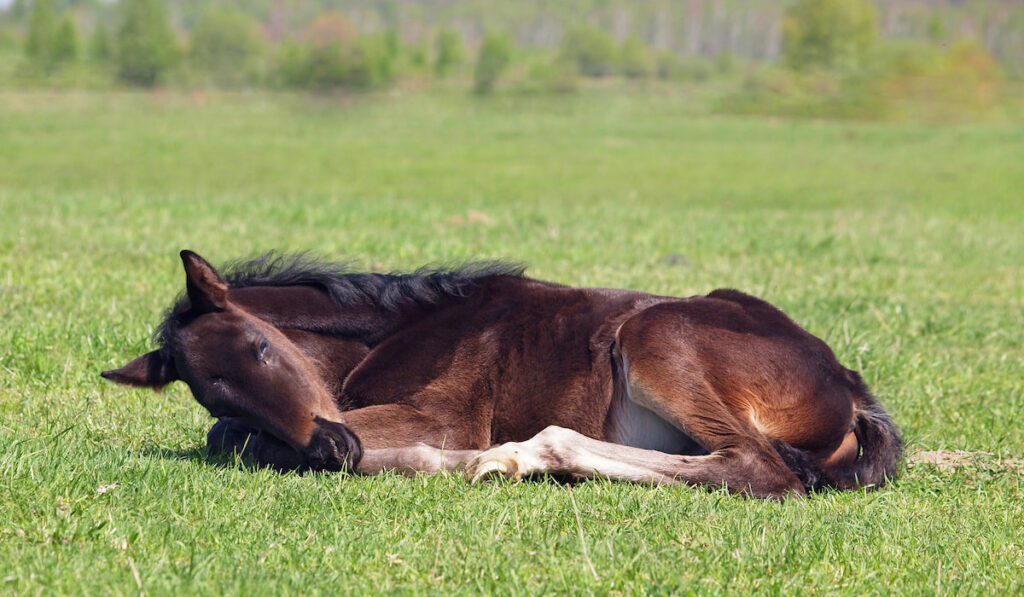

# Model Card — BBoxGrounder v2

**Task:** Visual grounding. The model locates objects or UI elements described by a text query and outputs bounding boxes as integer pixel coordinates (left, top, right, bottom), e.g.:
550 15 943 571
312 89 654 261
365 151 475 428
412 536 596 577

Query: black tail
838 379 903 489
774 371 903 492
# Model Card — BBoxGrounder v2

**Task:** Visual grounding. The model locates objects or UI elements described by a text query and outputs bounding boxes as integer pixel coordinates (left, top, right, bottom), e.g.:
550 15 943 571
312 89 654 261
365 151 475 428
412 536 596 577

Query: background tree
24 0 77 73
114 0 179 86
473 33 511 93
275 12 394 91
89 20 111 62
51 16 77 64
783 0 878 71
527 57 578 93
434 27 464 78
24 0 55 70
190 7 260 87
559 25 617 77
619 36 653 79
344 34 396 89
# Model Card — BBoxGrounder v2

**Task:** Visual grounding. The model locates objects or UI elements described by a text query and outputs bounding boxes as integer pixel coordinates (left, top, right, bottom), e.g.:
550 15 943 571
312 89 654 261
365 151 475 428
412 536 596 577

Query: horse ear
101 350 178 389
180 250 227 312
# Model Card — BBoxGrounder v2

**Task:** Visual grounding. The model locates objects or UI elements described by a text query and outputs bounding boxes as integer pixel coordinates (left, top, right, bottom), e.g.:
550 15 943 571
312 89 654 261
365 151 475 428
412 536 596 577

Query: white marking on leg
358 444 480 476
466 437 549 482
467 426 680 484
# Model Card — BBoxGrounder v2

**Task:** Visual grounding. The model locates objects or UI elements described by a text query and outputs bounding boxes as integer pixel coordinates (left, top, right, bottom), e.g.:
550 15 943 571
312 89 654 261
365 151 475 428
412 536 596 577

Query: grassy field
1 87 1022 594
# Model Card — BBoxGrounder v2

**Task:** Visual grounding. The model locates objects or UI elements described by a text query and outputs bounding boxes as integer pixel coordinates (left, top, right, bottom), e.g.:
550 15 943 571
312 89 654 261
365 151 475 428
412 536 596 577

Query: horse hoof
468 457 516 483
467 443 543 483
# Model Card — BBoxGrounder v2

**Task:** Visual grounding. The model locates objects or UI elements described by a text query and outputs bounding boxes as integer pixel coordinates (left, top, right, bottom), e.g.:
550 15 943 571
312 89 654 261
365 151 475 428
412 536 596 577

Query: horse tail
773 369 903 493
835 370 903 489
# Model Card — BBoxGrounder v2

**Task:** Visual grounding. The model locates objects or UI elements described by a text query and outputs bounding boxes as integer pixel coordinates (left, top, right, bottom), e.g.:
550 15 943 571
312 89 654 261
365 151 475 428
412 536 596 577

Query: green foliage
114 0 180 87
275 42 314 88
783 0 879 71
618 36 653 79
744 0 1005 120
526 57 579 93
383 29 400 59
434 27 464 78
407 41 429 71
276 34 395 92
717 67 888 120
24 0 56 65
882 38 1004 118
51 17 77 64
275 11 394 92
868 39 942 78
350 34 396 89
5 1 1024 89
925 13 949 43
23 0 75 72
89 21 111 62
656 52 714 82
720 36 1005 122
559 25 617 77
946 38 1001 79
715 52 738 74
190 7 261 87
473 33 512 94
0 25 17 52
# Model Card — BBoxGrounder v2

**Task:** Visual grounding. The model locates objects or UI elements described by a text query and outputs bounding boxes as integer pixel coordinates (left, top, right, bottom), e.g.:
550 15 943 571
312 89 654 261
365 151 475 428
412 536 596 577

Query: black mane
155 252 525 349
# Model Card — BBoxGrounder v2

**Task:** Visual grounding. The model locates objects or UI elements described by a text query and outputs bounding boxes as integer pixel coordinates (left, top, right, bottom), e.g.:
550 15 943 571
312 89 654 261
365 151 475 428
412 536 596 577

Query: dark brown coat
103 252 902 499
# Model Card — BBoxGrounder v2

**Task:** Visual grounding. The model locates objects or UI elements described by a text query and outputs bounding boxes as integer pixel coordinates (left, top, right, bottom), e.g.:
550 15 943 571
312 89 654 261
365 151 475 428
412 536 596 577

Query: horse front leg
207 404 482 476
207 417 306 471
339 402 483 475
356 444 481 476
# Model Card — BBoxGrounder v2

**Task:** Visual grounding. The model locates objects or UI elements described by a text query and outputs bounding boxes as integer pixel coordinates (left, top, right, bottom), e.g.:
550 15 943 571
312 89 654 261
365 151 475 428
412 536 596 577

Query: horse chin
302 417 363 473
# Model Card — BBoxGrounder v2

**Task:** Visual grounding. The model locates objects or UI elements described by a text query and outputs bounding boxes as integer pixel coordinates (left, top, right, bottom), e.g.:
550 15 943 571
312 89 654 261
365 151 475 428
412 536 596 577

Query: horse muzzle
302 417 363 472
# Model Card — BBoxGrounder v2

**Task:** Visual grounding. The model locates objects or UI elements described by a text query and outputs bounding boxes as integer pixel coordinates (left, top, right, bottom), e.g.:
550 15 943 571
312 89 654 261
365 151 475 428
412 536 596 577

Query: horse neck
227 284 448 409
226 285 433 345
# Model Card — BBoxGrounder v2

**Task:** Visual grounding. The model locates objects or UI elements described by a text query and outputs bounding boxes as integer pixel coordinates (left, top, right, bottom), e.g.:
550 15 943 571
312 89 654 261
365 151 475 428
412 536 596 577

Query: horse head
102 250 361 471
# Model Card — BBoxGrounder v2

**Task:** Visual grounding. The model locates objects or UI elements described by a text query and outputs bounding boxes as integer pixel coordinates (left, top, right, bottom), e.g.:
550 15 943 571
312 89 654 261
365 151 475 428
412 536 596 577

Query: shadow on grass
140 443 290 473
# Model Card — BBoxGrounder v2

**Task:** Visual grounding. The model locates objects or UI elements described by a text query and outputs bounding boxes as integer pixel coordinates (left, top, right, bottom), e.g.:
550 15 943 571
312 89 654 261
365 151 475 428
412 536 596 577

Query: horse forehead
179 310 263 344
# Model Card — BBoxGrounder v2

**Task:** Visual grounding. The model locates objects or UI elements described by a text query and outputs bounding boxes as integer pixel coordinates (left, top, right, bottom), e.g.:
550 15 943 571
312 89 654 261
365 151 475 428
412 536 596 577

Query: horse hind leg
466 425 691 485
466 316 807 499
465 382 806 499
464 422 802 499
611 313 807 497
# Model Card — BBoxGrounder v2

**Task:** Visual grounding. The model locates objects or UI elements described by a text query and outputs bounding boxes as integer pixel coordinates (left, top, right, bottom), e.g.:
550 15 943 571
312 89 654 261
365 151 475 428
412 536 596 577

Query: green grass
1 87 1022 595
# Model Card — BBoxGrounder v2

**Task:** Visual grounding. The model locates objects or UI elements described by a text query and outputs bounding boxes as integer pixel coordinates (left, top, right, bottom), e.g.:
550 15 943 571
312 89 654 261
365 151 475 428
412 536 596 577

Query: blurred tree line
0 0 1019 118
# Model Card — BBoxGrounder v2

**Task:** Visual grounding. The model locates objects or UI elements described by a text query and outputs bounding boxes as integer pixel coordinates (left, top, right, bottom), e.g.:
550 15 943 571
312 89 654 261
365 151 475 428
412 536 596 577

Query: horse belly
607 386 707 455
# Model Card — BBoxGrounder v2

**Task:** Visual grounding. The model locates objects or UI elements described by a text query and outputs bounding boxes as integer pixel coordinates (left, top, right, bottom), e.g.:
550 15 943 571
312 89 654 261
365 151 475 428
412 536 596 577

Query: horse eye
256 338 269 361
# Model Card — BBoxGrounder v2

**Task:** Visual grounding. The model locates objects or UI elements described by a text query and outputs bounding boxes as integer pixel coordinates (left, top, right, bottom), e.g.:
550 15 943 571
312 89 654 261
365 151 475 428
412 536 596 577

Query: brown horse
102 251 901 499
